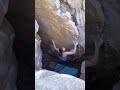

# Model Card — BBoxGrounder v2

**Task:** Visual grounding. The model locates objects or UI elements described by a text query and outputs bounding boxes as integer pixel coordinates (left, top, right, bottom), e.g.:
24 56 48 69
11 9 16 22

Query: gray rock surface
113 80 120 90
101 0 120 50
65 0 85 26
0 18 17 90
35 0 85 49
35 20 42 70
35 70 85 90
0 0 9 26
87 0 120 50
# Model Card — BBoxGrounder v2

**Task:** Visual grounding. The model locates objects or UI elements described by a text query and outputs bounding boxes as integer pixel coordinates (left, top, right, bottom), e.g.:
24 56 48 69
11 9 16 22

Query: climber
80 38 103 80
52 40 78 61
86 39 104 67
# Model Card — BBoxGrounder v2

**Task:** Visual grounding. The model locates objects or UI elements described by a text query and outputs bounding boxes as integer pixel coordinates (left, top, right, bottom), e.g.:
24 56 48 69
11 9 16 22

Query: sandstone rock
35 0 81 48
35 70 85 90
61 0 85 49
0 18 17 90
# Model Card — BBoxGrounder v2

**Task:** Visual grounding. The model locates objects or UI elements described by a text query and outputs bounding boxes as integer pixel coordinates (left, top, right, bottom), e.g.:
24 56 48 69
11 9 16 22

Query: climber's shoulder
63 51 74 56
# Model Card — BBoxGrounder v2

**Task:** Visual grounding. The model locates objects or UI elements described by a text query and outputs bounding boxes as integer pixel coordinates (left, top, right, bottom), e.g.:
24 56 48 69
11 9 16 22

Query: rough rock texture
35 20 42 70
86 0 104 25
64 0 85 26
0 0 9 26
87 0 120 50
62 0 85 47
35 0 84 48
86 0 120 66
0 18 17 90
35 70 85 90
101 0 120 50
86 0 120 89
113 80 120 90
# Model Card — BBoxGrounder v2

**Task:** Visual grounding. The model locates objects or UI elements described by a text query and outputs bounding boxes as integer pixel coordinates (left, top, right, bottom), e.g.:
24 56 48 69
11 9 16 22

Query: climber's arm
64 42 78 55
52 40 59 52
86 39 103 67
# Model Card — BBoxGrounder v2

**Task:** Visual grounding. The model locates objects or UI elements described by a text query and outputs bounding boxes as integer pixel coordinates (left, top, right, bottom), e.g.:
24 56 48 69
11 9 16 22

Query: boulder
0 0 9 26
35 20 42 70
86 0 104 25
35 0 81 48
101 0 120 50
35 70 85 90
86 0 120 51
65 0 85 26
86 0 105 51
0 18 17 90
113 80 120 90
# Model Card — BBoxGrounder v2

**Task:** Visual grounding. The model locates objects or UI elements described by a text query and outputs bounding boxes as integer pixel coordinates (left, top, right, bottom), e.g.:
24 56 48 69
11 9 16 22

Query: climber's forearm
52 42 59 51
73 45 77 54
85 48 99 67
53 43 56 49
91 47 99 65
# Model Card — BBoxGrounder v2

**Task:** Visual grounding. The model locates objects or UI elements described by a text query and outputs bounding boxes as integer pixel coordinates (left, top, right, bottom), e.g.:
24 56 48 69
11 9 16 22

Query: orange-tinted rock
35 0 79 48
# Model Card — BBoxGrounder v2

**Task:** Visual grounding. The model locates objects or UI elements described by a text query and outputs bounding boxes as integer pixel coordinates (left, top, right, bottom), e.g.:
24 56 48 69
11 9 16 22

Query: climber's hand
94 39 104 48
74 42 78 46
52 40 55 43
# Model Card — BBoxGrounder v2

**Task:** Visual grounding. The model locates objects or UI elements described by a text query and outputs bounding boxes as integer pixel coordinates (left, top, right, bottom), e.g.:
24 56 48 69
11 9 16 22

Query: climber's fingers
52 40 55 43
94 38 104 48
98 39 104 47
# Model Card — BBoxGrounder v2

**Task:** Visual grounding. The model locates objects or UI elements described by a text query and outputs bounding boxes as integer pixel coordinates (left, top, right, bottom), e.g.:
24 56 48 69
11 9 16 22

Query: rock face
35 70 85 90
87 0 120 50
100 0 120 50
35 0 85 48
0 18 17 90
35 20 42 70
64 0 85 26
0 0 9 26
86 0 120 89
113 80 120 90
62 0 85 47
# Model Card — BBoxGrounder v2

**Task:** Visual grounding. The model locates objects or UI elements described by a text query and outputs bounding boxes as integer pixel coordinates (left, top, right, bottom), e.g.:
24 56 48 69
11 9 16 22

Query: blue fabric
67 55 74 60
56 64 78 75
59 56 68 61
59 52 67 61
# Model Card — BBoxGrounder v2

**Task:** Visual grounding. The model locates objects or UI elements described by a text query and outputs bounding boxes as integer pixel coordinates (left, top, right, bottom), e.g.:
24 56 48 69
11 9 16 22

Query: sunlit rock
35 20 42 70
35 70 85 90
35 0 84 48
65 0 85 26
87 0 120 50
